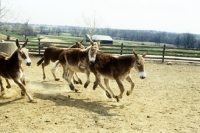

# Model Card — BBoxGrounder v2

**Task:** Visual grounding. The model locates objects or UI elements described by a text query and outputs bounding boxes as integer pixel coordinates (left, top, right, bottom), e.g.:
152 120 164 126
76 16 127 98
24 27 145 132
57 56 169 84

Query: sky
2 0 200 34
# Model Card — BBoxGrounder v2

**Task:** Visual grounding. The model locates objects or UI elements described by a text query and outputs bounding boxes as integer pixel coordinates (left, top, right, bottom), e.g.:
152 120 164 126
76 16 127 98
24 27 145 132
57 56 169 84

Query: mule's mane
5 47 19 60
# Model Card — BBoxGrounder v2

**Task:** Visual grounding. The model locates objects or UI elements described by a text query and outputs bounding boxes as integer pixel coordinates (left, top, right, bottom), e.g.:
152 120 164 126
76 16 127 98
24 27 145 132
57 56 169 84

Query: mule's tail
37 57 44 66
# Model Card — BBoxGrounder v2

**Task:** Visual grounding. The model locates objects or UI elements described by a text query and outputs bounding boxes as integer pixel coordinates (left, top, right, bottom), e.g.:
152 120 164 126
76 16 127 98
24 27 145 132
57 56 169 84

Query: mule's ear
132 49 138 59
89 38 94 45
80 39 84 43
16 39 20 48
22 38 28 48
97 40 101 46
142 51 148 57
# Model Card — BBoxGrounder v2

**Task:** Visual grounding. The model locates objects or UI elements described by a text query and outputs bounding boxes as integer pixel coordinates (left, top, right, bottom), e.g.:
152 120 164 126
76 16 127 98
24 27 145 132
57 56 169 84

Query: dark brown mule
0 52 12 89
0 39 33 101
59 40 110 95
0 52 27 89
89 49 148 102
37 40 85 82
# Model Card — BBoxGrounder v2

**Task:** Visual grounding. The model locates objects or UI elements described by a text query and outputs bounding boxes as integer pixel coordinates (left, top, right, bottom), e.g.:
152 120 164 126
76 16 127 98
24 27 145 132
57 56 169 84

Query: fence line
21 40 200 63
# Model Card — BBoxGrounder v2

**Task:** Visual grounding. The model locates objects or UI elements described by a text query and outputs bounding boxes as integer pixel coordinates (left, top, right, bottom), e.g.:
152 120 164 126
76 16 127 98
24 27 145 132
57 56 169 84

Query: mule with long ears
0 39 33 101
37 40 85 82
89 49 148 102
59 40 110 96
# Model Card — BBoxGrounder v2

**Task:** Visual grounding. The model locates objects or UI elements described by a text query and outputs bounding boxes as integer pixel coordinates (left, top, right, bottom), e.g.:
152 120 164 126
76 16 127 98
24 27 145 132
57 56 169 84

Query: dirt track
0 56 200 133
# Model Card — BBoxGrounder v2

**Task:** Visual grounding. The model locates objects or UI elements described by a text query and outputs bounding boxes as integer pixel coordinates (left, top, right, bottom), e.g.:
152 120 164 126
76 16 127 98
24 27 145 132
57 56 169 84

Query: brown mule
58 40 109 93
0 39 33 101
89 49 148 102
37 40 85 82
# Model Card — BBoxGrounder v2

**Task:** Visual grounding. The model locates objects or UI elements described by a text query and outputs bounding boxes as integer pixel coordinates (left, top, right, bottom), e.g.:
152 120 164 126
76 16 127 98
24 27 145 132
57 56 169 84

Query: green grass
1 31 200 57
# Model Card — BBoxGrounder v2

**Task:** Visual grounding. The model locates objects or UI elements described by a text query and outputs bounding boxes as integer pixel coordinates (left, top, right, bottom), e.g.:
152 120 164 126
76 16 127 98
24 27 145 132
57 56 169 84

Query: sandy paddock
0 56 199 133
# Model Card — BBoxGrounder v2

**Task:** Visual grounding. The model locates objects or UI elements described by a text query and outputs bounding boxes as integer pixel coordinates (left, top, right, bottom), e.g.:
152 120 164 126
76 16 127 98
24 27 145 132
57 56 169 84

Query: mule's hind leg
104 78 117 100
62 65 79 92
73 72 82 84
13 79 33 102
83 71 90 88
114 77 125 101
51 60 60 81
20 72 26 96
5 79 11 88
93 74 111 99
42 59 50 80
125 75 135 96
0 76 5 95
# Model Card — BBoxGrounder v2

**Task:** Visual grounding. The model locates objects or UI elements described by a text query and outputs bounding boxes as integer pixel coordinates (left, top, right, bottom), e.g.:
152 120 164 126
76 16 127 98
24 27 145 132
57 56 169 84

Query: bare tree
174 34 181 47
0 0 8 29
56 27 61 36
23 18 30 40
81 11 101 37
182 33 196 48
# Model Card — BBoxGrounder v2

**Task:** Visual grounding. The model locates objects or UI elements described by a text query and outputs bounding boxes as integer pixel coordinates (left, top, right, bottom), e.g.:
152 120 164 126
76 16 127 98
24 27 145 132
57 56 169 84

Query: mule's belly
69 66 84 73
98 71 130 80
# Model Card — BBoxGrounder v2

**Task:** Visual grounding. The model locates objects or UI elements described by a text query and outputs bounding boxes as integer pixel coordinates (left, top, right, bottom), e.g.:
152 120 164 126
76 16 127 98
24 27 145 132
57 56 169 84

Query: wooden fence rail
10 40 200 63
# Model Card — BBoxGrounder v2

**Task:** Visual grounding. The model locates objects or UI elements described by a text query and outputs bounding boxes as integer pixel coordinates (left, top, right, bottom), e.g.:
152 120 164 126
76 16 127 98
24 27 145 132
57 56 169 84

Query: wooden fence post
162 45 166 63
38 38 41 55
120 43 123 55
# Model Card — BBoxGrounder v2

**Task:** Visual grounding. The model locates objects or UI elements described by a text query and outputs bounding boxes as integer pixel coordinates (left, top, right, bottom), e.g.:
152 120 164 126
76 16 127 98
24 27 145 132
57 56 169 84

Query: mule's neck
6 50 21 69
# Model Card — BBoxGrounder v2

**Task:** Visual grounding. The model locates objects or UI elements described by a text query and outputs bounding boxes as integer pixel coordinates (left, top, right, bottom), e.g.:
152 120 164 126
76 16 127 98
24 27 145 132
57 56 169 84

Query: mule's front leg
51 61 60 81
104 78 116 99
73 73 82 84
115 77 125 102
5 79 11 88
13 79 33 102
0 77 5 95
63 69 79 93
42 63 46 80
125 75 135 96
84 71 90 88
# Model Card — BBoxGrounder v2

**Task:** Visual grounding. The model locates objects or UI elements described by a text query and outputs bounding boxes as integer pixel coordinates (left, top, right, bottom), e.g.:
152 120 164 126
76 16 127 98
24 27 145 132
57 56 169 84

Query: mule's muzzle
26 62 31 66
25 58 31 66
139 72 146 79
140 76 146 79
89 58 96 65
89 60 95 65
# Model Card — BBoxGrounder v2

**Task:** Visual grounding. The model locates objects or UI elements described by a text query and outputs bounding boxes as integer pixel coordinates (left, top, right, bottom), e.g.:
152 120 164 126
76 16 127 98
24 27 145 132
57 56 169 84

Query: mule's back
44 46 64 62
90 52 135 79
59 48 88 66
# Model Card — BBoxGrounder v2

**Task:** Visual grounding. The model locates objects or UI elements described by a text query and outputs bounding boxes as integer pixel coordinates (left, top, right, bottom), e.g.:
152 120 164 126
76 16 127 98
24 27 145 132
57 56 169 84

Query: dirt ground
0 56 200 133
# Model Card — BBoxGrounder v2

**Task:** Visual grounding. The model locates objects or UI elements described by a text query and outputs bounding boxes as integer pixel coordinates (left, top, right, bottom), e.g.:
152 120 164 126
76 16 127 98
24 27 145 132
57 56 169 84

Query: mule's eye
137 62 141 66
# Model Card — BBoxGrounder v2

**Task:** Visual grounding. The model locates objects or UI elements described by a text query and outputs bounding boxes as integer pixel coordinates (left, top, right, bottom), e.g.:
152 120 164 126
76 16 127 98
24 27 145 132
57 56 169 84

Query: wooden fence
16 40 200 63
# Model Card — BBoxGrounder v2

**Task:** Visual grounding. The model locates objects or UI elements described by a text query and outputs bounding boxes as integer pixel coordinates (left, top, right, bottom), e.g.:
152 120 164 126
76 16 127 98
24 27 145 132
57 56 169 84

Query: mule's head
16 39 32 66
88 40 100 64
70 39 85 49
133 49 148 79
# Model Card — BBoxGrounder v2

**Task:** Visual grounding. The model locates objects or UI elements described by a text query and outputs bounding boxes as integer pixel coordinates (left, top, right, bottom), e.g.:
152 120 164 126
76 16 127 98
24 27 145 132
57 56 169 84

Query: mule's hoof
21 92 25 96
69 84 75 90
106 91 112 99
93 84 97 90
74 81 79 84
29 99 37 103
84 83 89 88
75 89 79 93
115 96 120 102
55 78 60 81
126 91 130 96
6 85 11 89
